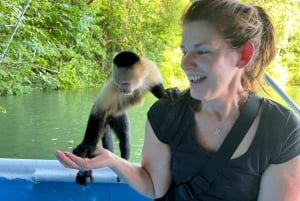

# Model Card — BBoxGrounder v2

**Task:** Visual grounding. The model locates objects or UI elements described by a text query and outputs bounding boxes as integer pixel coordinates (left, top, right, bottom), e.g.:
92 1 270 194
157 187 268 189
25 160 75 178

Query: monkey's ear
113 51 140 67
237 42 254 68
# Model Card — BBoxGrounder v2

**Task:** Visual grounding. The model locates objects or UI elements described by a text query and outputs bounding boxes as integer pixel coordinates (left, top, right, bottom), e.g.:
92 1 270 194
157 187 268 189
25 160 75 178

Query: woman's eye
180 49 211 56
197 50 211 55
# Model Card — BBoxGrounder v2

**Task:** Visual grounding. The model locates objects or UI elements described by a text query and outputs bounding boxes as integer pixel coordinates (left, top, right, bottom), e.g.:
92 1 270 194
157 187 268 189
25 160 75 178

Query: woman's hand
55 147 114 171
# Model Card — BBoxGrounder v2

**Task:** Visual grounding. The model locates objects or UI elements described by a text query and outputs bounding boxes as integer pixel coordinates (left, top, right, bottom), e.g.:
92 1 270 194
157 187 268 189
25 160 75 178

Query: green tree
0 0 187 95
244 0 300 86
0 0 299 96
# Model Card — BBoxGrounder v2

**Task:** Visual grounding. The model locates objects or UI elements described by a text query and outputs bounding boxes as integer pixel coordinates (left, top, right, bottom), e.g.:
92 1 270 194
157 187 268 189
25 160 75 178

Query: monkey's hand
164 87 181 101
73 144 96 186
73 143 96 158
76 170 93 186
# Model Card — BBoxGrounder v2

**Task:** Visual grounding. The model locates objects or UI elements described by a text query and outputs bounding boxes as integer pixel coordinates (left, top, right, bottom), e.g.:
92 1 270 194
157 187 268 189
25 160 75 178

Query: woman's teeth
188 75 206 82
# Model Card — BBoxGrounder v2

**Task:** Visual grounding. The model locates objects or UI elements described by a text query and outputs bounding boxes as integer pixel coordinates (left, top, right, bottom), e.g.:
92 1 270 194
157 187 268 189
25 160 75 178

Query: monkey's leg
101 127 114 152
109 113 130 160
150 83 166 99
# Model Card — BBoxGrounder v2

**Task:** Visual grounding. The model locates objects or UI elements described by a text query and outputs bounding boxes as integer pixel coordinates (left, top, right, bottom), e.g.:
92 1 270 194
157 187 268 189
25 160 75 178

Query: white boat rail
0 158 122 183
265 74 300 116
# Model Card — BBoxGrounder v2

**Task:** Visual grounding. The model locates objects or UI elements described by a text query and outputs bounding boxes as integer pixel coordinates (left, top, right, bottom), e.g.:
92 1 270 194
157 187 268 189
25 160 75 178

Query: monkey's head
112 51 147 95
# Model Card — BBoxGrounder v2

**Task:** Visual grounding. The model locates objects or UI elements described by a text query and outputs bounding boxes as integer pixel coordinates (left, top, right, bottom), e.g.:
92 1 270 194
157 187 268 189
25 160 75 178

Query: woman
56 0 300 200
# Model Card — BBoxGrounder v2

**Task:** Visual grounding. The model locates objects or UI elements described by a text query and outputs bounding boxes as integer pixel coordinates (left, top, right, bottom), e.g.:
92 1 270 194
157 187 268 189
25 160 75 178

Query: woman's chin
189 89 203 101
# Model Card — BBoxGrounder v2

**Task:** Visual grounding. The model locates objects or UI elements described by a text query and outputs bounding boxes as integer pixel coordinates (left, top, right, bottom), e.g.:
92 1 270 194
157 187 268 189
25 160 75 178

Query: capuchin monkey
73 51 166 186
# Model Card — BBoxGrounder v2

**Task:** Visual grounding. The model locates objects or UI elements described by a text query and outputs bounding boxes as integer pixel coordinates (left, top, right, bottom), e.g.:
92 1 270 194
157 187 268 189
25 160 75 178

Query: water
0 86 299 162
0 178 151 201
0 89 156 162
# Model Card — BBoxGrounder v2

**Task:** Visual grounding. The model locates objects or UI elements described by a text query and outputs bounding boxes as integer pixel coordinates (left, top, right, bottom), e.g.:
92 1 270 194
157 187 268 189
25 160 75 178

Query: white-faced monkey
73 51 166 186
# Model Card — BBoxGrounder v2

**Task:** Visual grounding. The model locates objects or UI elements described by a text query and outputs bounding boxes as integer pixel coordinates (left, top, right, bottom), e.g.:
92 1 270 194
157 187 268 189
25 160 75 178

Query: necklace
214 127 222 135
213 93 249 136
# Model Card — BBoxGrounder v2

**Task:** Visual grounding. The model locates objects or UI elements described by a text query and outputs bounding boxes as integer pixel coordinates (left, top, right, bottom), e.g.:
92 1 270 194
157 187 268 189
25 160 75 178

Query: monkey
72 51 165 186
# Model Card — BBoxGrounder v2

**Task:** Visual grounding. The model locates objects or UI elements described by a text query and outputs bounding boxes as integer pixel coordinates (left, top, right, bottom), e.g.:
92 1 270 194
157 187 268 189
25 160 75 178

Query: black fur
76 170 93 186
104 113 131 159
73 114 105 158
113 51 140 67
150 83 166 99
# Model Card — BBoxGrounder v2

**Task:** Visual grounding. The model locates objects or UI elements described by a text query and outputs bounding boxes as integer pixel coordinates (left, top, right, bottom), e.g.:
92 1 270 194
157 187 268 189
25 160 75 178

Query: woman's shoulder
149 88 191 112
147 88 193 143
261 96 299 125
259 96 300 164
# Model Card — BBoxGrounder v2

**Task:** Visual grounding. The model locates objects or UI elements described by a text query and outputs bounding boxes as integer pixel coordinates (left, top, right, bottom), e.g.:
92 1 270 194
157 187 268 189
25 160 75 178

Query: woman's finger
55 151 82 169
62 151 93 170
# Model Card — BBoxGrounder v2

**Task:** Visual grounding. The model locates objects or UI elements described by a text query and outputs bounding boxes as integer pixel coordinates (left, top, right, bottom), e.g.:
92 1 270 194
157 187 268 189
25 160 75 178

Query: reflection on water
0 89 156 162
0 86 299 162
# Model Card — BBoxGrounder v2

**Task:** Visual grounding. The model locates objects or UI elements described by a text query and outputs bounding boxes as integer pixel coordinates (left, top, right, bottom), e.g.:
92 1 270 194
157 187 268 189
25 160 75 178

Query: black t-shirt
148 90 300 201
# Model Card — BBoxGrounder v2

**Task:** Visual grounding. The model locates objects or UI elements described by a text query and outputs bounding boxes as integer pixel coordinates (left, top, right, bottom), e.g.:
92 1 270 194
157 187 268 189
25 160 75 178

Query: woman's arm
107 119 172 198
258 155 300 201
141 120 172 198
55 119 172 199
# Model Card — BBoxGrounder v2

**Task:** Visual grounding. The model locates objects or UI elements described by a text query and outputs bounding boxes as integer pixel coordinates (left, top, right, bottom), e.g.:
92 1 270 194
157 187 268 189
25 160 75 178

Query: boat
0 158 152 201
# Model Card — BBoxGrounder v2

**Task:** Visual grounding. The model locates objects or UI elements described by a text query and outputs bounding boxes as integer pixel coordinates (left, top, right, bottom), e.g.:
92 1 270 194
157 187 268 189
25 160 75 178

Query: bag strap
174 94 262 200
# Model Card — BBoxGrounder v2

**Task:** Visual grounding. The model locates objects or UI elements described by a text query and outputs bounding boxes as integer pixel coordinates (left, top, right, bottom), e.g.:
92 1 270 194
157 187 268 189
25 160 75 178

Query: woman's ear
237 42 254 68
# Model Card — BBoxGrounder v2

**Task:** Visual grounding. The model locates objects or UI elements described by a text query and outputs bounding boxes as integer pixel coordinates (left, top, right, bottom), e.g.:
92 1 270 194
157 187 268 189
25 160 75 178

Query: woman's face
181 21 241 101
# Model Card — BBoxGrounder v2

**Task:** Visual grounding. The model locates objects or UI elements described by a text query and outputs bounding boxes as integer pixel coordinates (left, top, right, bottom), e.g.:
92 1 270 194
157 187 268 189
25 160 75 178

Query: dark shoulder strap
173 94 262 200
202 94 262 182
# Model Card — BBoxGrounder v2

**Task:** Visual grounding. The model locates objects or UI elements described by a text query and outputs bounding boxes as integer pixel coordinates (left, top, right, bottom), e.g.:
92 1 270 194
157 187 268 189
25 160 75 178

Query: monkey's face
112 65 146 95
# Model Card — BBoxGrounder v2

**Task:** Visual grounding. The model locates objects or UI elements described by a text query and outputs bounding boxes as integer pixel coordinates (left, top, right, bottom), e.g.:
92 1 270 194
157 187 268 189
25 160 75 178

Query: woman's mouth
187 74 206 83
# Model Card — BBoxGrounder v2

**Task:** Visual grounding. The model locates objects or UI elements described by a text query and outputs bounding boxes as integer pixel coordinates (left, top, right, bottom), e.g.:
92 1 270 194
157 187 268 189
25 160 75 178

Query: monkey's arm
150 83 166 99
72 113 106 186
73 113 105 158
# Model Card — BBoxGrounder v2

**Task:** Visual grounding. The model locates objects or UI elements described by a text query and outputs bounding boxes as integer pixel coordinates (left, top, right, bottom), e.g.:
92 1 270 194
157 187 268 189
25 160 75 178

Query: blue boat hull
0 158 152 201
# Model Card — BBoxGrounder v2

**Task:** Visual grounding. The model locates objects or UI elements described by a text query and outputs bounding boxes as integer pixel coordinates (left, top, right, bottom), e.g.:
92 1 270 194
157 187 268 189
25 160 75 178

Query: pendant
214 128 221 135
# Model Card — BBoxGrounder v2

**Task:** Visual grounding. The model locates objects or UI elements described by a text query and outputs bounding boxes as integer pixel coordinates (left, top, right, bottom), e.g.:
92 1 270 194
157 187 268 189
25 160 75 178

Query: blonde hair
182 0 277 92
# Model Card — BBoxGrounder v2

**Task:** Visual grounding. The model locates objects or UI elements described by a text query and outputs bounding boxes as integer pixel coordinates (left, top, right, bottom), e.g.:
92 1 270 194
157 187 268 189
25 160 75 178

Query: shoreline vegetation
0 0 299 98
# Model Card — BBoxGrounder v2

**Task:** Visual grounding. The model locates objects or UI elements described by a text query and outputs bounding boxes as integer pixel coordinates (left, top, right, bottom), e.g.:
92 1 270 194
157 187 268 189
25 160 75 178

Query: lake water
0 86 299 162
0 88 156 162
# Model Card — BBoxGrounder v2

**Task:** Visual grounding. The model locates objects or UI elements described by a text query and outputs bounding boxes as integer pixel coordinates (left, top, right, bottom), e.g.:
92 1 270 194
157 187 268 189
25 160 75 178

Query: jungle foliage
0 0 185 96
0 0 299 97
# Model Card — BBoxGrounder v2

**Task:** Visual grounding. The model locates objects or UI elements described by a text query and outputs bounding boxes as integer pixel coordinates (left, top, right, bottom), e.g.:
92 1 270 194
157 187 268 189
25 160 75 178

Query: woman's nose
182 52 197 70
